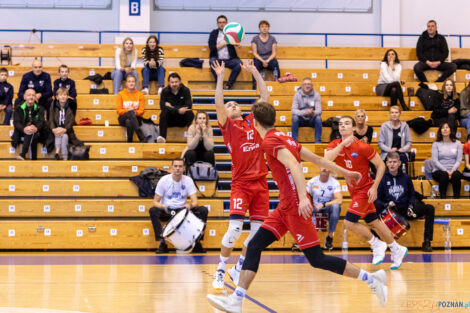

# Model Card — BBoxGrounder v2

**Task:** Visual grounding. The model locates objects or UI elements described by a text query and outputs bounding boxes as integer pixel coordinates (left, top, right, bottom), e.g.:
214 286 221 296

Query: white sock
368 236 379 246
235 255 245 271
357 269 373 285
388 240 399 250
217 256 229 273
232 286 246 301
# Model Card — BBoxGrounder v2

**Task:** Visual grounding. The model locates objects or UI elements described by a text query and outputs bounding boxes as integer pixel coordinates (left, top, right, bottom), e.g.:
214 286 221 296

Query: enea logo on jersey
351 152 359 158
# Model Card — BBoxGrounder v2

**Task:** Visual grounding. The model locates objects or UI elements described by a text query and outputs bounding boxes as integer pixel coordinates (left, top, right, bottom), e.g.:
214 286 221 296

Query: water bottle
342 229 348 254
444 224 451 252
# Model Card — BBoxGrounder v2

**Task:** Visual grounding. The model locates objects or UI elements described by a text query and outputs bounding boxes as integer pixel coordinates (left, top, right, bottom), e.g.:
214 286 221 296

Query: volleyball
223 22 245 45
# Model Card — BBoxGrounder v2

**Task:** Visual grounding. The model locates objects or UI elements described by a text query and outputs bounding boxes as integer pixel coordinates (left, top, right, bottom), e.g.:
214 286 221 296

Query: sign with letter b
129 0 140 16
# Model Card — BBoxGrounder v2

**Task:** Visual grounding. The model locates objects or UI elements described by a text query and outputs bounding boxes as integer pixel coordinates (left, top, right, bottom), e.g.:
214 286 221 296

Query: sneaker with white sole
141 88 149 95
157 87 163 95
212 270 225 289
156 136 166 143
207 294 242 313
227 266 240 286
372 240 387 265
390 245 408 269
369 269 388 307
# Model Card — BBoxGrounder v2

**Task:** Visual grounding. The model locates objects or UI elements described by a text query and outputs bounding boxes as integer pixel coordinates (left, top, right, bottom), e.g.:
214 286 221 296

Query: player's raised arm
211 60 228 126
242 59 269 102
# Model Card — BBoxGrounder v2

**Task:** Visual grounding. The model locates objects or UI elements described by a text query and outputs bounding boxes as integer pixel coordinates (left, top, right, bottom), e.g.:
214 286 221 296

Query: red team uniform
327 137 377 218
219 113 269 221
260 129 320 250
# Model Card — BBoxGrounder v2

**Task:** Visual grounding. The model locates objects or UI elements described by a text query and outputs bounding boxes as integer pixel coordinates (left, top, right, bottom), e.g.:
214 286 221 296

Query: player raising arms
325 116 408 269
210 60 270 289
207 102 389 313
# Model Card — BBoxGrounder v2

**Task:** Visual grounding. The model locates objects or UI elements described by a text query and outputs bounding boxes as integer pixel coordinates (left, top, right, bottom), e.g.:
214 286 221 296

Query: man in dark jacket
11 89 45 160
0 67 13 125
375 152 435 252
16 59 53 113
158 72 194 142
208 15 241 90
413 20 457 83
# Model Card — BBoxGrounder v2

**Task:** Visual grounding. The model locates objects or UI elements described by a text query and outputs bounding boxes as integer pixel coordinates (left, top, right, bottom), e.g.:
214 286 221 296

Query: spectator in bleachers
158 72 194 143
306 168 342 251
291 77 322 143
378 106 412 165
50 88 77 160
148 158 208 254
0 67 13 125
11 89 44 160
431 122 462 198
375 49 409 111
463 135 470 181
112 37 139 94
182 111 215 167
16 59 52 115
251 20 279 90
375 151 435 252
53 64 77 101
414 20 457 83
208 15 242 90
431 79 459 132
116 75 145 143
459 87 470 134
141 35 165 96
354 109 373 144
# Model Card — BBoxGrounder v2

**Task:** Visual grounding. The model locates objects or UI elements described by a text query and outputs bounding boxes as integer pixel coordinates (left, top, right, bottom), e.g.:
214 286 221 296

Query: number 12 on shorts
233 198 243 210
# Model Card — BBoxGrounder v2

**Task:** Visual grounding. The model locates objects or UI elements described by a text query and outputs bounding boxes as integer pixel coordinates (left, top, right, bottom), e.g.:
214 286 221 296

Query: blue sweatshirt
375 169 415 210
18 71 52 101
0 81 13 106
53 77 77 99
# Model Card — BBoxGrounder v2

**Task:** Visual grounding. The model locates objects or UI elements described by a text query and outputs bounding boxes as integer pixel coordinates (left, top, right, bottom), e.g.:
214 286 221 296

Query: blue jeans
291 114 322 143
142 66 165 88
2 105 12 125
313 204 341 233
111 69 139 94
461 113 470 134
209 57 241 86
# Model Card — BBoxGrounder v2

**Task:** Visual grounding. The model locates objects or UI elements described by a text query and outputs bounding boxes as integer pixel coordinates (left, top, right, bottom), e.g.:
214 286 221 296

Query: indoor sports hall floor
0 250 468 313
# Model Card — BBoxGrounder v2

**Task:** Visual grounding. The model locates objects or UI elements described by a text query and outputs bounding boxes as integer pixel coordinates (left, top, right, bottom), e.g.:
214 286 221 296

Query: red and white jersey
327 137 377 194
219 113 268 182
262 129 305 213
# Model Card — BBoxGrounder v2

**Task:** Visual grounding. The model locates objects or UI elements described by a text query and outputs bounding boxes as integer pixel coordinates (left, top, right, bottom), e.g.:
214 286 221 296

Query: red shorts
261 206 319 250
347 191 377 218
229 178 269 221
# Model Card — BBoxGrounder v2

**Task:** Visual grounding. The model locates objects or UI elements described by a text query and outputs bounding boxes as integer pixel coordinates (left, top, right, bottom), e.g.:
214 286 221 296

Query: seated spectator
432 122 462 198
378 106 412 167
158 73 194 143
306 168 342 251
148 158 208 254
112 37 139 94
414 20 457 83
182 111 215 167
251 20 279 90
208 15 241 90
11 89 44 160
0 67 13 125
459 86 470 134
291 78 321 143
116 75 145 142
375 49 409 111
375 152 435 252
50 88 77 160
431 79 459 132
463 135 470 181
354 109 373 144
141 35 165 95
16 59 52 115
53 64 77 102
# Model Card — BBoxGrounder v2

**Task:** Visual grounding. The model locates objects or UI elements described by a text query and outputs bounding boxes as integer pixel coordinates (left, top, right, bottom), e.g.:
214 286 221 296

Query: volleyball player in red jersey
210 60 270 289
325 116 408 269
208 102 388 313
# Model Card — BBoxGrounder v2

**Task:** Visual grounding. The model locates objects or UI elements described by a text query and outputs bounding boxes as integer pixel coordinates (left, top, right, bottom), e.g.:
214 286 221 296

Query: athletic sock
388 240 400 250
217 255 229 273
232 286 246 301
368 236 379 247
235 255 245 271
357 269 373 285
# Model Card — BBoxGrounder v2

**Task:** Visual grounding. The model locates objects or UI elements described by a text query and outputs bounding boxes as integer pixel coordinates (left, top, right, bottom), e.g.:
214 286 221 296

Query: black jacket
0 81 13 106
375 169 415 210
431 94 460 120
208 29 239 60
18 71 53 101
53 78 77 99
416 30 449 63
159 84 192 112
13 101 44 133
49 100 76 133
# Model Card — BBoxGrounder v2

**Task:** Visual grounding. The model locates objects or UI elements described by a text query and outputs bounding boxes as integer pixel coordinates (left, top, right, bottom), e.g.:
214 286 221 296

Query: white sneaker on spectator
369 269 388 307
157 136 166 143
157 87 163 95
372 240 387 265
141 88 149 95
390 245 408 269
212 270 225 290
207 294 242 313
227 266 240 286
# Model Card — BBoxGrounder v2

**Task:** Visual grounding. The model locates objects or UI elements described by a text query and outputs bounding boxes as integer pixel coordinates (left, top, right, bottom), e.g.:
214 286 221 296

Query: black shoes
224 84 233 90
156 241 169 254
421 240 432 252
192 242 206 254
324 236 333 251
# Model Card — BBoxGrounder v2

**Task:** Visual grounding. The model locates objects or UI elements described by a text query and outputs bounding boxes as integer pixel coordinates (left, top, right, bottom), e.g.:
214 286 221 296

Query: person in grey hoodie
291 77 322 143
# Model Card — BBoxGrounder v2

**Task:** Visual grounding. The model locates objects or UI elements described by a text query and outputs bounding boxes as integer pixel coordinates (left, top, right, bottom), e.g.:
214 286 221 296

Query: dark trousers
2 105 12 125
11 129 39 159
118 111 144 142
159 109 194 139
382 81 406 109
148 206 209 241
184 140 215 166
432 170 462 198
433 115 458 133
413 61 457 82
209 57 241 87
252 58 280 89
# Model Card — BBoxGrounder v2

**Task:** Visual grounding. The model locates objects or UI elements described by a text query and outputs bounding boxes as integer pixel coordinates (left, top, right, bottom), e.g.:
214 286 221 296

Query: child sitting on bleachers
0 67 13 125
53 64 77 103
49 88 77 160
116 75 145 142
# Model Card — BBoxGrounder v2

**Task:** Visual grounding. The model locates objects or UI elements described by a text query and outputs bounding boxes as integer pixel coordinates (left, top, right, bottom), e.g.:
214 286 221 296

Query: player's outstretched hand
298 197 313 220
210 60 225 77
344 170 361 188
241 59 257 73
367 186 378 203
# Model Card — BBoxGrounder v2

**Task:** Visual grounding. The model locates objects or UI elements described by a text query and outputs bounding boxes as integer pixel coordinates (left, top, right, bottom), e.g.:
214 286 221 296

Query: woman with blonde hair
354 109 373 144
182 111 215 167
112 37 139 94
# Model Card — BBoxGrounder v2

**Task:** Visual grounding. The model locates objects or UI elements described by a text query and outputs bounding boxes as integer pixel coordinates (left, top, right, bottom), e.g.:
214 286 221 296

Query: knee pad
243 222 261 247
221 220 243 248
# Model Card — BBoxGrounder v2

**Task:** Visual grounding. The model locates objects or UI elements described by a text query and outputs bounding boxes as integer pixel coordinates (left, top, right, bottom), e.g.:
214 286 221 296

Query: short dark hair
339 115 356 127
58 64 69 72
428 20 437 25
168 72 181 82
217 15 227 22
171 158 185 165
436 123 456 142
259 20 270 28
385 151 400 162
0 67 8 74
252 101 276 128
382 49 400 65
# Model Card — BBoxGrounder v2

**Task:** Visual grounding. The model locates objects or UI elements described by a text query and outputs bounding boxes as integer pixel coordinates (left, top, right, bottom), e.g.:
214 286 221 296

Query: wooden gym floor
0 251 469 313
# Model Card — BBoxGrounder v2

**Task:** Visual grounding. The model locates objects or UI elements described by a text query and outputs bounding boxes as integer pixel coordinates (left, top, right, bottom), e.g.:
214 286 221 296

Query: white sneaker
157 87 163 95
207 294 242 313
141 88 149 95
212 270 225 289
156 136 166 143
369 269 388 307
390 245 408 270
228 266 240 286
372 240 387 265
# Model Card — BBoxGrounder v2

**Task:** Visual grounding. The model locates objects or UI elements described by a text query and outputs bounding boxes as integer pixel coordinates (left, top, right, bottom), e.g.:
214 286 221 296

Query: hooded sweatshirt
116 88 145 116
375 169 415 210
416 30 449 63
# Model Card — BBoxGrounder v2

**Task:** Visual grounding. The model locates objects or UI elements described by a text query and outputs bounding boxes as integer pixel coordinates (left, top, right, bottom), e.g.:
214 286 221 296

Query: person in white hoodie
376 49 409 111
